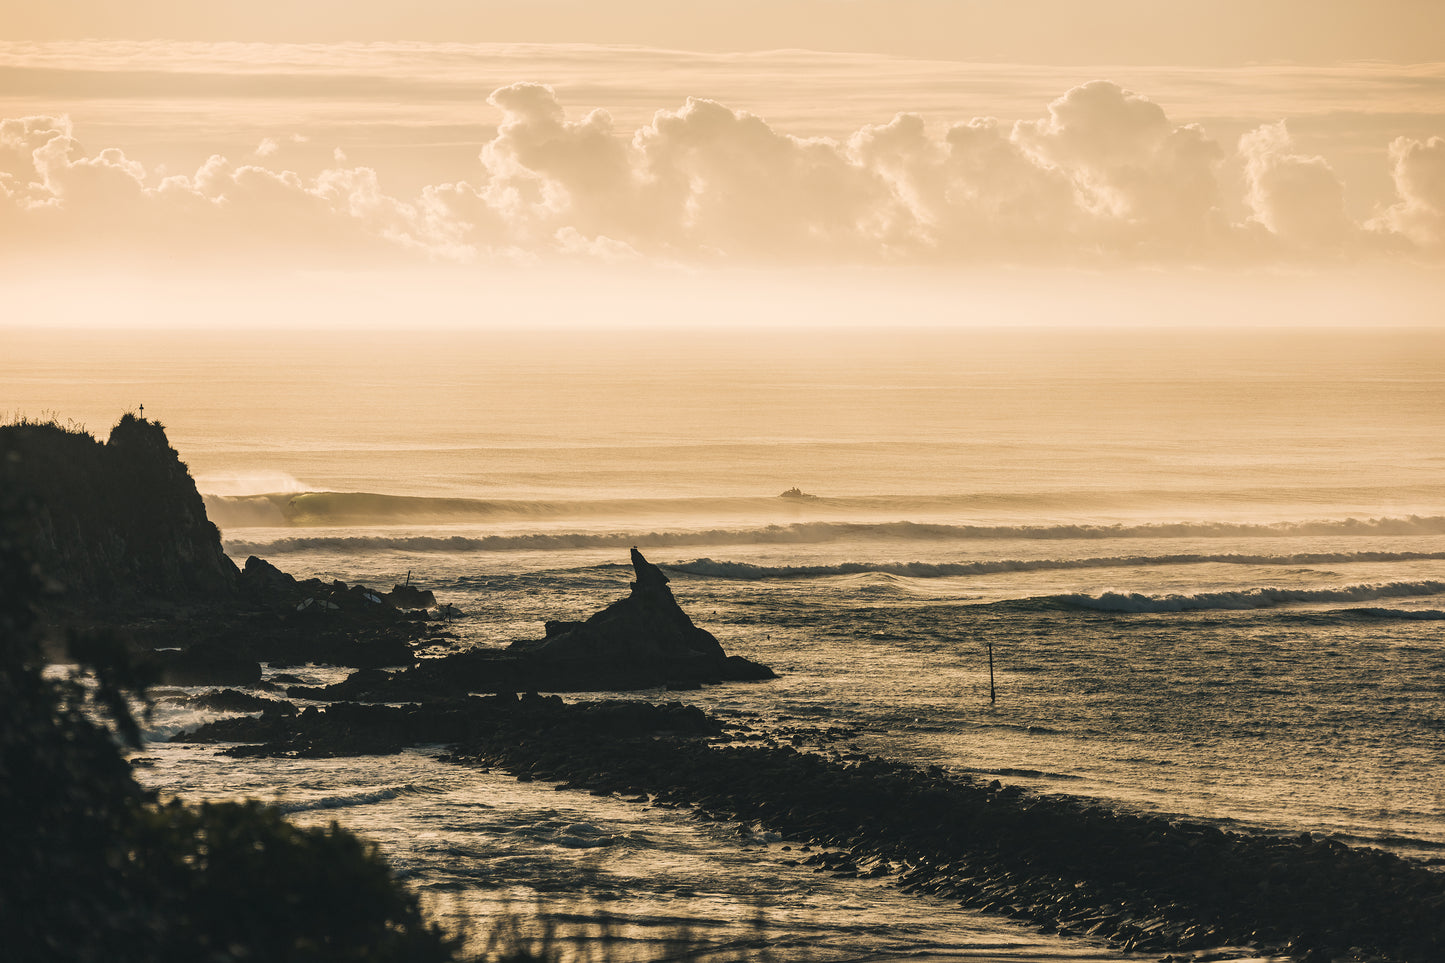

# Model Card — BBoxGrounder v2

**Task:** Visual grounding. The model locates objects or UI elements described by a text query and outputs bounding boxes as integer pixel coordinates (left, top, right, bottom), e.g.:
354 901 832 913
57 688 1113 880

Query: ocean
5 324 1443 960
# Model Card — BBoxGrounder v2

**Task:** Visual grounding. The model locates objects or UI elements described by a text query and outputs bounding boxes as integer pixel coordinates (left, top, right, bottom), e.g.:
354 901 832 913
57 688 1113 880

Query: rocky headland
0 416 444 681
2 413 238 603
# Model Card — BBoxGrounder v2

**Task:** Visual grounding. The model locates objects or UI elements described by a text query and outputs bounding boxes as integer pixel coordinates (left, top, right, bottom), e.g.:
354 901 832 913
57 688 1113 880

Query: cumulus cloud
1 114 78 210
252 133 305 159
1238 121 1355 251
1374 135 1445 247
475 82 639 250
0 114 463 266
1013 82 1225 252
634 95 894 259
1 82 1441 270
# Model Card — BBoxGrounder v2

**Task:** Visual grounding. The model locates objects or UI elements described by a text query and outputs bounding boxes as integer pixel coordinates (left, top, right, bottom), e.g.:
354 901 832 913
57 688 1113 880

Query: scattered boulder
190 688 296 715
241 556 295 593
386 583 436 610
155 645 262 687
170 691 1445 963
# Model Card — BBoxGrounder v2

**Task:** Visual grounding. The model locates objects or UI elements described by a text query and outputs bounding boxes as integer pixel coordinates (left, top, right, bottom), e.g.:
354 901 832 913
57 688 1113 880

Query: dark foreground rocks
174 692 718 759
179 696 1444 963
463 734 1445 963
140 560 447 685
289 549 775 700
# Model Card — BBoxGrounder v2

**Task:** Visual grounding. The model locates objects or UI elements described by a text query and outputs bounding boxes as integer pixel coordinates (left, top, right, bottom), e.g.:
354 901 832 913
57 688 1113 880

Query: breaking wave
205 491 639 528
224 516 1445 554
1040 581 1445 613
1333 607 1445 621
273 784 434 815
670 551 1445 580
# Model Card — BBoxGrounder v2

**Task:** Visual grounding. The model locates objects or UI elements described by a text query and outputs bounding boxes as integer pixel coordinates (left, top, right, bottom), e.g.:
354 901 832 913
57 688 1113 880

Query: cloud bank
2 81 1443 270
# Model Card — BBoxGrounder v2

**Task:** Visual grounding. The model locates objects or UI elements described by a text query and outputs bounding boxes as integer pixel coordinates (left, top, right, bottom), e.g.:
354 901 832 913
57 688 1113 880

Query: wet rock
155 644 261 686
174 693 722 762
386 583 436 610
190 688 295 714
241 555 295 593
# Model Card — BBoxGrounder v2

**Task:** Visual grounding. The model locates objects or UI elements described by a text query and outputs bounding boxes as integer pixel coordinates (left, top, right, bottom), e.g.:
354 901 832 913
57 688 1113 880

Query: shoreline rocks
458 714 1445 963
175 694 1444 962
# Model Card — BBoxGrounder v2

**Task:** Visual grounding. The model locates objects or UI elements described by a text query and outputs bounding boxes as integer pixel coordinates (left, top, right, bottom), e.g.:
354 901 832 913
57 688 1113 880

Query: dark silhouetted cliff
0 414 238 606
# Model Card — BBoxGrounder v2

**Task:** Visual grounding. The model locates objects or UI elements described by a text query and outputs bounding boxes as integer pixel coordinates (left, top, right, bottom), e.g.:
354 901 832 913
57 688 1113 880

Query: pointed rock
303 550 775 701
510 548 725 664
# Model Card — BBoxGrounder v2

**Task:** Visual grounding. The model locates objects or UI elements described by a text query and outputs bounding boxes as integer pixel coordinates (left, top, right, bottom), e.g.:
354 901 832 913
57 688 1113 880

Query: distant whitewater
222 512 1445 554
1040 579 1445 612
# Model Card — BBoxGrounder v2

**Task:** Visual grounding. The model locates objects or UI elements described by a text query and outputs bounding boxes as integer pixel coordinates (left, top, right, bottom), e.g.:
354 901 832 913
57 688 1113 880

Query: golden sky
2 1 1443 326
9 1 1445 63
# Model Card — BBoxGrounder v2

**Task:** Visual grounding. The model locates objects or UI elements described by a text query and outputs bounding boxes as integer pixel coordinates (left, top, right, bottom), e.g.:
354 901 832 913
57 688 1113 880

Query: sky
3 1 1444 327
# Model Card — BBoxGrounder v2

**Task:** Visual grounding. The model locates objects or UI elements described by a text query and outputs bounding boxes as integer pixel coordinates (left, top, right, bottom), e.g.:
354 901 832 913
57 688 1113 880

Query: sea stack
506 547 776 688
509 547 729 665
301 548 777 700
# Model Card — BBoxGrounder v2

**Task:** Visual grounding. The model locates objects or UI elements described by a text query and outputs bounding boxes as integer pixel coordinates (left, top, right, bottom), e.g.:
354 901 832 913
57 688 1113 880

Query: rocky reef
26 412 1439 962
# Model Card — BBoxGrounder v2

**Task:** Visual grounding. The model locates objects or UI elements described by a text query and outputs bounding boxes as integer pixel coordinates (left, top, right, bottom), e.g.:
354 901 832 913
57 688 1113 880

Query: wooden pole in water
987 638 996 704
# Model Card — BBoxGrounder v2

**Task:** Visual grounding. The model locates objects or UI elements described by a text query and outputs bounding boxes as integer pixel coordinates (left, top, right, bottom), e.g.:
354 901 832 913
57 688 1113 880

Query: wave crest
273 784 432 814
225 516 1445 554
671 551 1445 580
1042 581 1445 613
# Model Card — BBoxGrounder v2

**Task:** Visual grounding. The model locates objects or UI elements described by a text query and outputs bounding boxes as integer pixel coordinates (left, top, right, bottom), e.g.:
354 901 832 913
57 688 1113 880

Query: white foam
1047 580 1445 613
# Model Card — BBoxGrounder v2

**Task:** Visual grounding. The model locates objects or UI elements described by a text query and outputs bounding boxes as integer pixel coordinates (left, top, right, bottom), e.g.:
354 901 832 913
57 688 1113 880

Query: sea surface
6 324 1444 960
